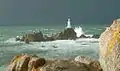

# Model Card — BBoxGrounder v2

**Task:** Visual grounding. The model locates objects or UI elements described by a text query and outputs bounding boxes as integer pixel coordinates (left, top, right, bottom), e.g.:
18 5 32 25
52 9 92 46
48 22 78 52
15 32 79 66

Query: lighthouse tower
66 18 72 28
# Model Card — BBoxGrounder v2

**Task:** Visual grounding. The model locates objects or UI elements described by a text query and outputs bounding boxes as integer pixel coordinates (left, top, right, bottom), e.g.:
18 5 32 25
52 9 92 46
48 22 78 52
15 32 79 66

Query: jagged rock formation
16 28 77 42
24 31 45 42
79 34 87 38
99 19 120 71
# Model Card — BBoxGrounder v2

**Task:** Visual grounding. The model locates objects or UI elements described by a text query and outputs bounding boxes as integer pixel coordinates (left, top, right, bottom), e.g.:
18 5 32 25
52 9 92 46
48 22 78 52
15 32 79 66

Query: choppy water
0 25 107 70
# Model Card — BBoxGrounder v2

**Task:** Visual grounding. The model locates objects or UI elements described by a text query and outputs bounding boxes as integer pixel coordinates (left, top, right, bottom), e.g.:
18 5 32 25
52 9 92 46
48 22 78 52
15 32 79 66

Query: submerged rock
25 39 29 44
79 34 87 38
99 19 120 71
92 34 100 38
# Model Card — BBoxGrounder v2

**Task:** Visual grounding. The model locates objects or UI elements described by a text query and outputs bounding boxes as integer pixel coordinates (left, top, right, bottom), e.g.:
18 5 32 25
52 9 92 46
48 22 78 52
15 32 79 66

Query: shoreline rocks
7 54 102 71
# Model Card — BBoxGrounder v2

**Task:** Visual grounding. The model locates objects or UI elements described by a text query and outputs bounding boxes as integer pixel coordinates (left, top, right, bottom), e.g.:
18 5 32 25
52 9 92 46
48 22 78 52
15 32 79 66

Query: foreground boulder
75 56 102 71
99 19 120 71
41 60 89 71
7 54 103 71
7 54 45 71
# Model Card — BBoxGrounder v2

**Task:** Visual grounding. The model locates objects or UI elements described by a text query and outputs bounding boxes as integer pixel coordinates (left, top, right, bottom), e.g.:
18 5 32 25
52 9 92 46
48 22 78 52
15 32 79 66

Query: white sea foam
0 37 99 71
5 37 23 44
74 26 84 37
5 38 17 43
85 34 93 37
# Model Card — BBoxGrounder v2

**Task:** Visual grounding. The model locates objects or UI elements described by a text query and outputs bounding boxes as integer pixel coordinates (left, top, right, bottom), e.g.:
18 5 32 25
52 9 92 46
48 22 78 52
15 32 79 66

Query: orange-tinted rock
28 57 45 71
7 54 30 71
7 54 45 71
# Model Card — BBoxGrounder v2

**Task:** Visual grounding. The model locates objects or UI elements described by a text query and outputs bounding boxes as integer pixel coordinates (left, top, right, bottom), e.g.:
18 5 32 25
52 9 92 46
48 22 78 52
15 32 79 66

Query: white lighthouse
66 18 72 28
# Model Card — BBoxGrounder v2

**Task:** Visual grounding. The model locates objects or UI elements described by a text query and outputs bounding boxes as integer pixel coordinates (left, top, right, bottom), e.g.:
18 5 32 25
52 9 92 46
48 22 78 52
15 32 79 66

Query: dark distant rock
25 39 30 44
16 28 77 42
99 19 120 71
24 31 45 42
55 28 77 40
16 31 45 42
92 34 100 38
79 34 88 38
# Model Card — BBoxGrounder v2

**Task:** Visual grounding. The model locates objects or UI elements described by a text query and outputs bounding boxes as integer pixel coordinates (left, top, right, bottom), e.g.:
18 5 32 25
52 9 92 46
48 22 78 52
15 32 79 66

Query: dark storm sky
0 0 120 25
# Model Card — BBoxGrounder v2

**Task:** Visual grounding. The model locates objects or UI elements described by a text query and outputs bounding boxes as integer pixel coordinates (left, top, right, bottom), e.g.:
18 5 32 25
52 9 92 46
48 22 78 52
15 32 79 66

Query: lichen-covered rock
99 19 120 71
7 54 30 71
41 60 89 71
6 54 46 71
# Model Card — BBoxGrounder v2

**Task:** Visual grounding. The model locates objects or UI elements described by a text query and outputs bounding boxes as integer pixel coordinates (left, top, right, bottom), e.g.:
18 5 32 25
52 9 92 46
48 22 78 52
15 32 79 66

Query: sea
0 24 108 71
